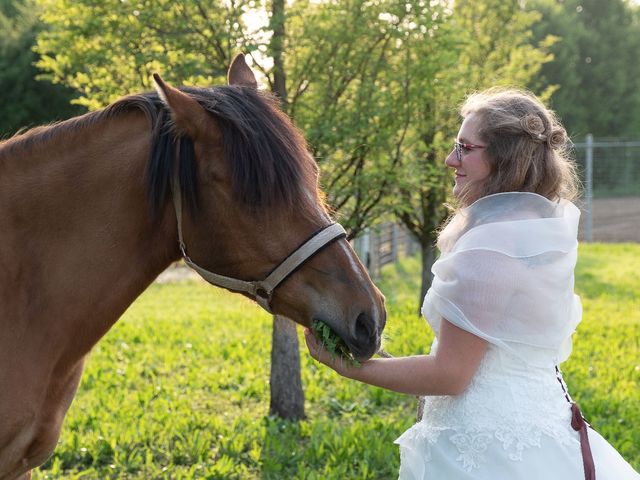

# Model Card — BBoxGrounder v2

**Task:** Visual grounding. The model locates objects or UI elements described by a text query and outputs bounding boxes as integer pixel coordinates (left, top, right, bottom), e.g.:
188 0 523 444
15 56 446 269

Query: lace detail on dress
395 345 578 472
450 431 493 470
495 424 542 461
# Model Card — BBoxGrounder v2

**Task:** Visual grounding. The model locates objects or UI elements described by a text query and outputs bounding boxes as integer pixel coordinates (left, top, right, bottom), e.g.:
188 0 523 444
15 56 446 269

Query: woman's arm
304 319 488 396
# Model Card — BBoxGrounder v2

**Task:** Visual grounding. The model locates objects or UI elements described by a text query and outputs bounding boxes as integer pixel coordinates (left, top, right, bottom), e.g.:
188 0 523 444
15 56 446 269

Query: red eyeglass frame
454 140 486 162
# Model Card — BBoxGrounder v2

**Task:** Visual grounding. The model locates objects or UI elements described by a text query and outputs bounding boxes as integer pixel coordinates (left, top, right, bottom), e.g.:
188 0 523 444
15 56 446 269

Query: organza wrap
421 192 582 367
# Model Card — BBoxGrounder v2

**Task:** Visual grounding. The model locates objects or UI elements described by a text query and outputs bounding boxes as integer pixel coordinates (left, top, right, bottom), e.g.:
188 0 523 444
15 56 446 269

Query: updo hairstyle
459 88 580 204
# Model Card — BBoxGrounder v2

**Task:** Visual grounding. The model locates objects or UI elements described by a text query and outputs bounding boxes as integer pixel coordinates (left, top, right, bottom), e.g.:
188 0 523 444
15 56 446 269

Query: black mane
131 86 315 221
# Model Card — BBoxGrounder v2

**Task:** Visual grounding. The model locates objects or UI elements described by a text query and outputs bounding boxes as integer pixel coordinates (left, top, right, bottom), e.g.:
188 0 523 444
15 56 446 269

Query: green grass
34 244 639 478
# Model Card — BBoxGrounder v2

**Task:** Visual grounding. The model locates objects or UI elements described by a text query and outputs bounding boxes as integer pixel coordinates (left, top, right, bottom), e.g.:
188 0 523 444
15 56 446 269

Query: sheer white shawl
421 192 582 367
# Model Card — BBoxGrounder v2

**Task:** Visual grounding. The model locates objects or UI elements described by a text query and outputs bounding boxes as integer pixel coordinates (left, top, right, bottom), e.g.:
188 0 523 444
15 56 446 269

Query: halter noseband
171 164 347 313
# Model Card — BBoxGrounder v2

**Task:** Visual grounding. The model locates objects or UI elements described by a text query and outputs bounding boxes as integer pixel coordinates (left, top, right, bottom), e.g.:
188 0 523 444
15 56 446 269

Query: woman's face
445 113 492 205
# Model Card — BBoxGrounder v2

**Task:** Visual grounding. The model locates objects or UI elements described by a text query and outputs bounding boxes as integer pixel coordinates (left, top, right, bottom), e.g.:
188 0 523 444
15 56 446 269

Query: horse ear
227 53 258 89
152 73 209 139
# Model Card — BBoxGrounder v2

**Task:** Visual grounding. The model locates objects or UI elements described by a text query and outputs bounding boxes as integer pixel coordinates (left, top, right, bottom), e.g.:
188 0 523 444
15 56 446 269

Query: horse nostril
354 312 375 343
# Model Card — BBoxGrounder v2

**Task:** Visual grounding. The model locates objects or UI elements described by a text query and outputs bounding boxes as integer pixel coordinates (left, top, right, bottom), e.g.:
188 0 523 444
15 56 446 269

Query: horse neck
0 112 179 360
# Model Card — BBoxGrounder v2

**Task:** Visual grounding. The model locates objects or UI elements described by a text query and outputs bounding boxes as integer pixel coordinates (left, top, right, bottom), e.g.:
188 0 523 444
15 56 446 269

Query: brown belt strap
571 402 596 480
556 366 596 480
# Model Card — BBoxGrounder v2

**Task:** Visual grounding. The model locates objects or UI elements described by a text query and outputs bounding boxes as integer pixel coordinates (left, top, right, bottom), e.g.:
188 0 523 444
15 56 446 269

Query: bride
305 87 640 479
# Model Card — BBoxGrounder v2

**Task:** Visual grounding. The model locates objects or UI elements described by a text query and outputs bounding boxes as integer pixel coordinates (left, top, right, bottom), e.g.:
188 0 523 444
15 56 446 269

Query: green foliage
32 244 639 478
35 0 252 110
311 319 360 367
283 1 450 235
0 0 83 137
528 0 640 138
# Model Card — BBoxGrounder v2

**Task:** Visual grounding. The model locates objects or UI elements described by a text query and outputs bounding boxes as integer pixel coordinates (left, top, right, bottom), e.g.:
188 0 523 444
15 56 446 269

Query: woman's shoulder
438 193 579 256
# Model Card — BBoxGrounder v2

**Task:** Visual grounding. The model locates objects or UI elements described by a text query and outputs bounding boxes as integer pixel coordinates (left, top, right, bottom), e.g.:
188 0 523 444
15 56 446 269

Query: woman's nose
445 149 459 167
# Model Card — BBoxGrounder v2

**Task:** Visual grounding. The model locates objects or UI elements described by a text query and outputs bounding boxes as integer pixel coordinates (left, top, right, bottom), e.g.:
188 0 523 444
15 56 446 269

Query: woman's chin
453 184 480 206
452 183 465 200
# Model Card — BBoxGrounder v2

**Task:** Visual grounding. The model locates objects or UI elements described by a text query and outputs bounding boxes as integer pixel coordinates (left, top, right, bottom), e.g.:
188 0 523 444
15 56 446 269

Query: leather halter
170 164 347 313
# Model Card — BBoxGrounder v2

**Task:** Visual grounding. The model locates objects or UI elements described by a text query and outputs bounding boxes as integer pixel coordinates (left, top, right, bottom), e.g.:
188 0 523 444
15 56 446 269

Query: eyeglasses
454 140 486 162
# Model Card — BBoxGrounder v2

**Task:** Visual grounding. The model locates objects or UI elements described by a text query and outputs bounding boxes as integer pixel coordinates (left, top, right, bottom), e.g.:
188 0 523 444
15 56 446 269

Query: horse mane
1 86 319 222
137 86 318 222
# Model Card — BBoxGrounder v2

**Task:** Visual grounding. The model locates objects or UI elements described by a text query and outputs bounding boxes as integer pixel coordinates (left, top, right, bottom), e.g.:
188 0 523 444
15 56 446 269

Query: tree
281 1 423 237
36 0 248 109
267 0 305 420
0 0 83 137
528 0 640 138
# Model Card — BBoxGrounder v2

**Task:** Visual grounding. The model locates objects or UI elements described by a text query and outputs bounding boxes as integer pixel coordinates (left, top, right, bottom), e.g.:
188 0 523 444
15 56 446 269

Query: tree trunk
270 0 286 107
419 240 437 314
267 0 305 421
269 315 305 419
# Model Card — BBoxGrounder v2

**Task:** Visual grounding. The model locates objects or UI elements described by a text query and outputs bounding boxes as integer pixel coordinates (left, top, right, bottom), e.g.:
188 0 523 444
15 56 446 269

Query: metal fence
573 136 640 242
352 223 418 279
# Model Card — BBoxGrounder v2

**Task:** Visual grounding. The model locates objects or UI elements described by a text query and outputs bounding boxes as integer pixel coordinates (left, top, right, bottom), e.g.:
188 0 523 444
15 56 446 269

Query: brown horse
0 55 386 480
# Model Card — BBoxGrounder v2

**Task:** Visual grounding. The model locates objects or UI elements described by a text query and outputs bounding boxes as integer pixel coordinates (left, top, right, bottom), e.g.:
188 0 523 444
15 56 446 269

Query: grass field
33 243 640 479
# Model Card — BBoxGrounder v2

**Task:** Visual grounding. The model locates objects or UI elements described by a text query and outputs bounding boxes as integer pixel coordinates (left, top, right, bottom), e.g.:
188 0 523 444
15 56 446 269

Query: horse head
151 55 386 360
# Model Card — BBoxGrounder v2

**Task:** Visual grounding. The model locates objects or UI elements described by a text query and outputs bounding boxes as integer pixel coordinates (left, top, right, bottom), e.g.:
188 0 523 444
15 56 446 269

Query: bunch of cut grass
311 319 361 367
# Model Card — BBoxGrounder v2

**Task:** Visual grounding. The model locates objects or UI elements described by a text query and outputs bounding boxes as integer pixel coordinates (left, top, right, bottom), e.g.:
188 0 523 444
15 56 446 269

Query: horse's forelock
145 85 320 223
186 86 319 213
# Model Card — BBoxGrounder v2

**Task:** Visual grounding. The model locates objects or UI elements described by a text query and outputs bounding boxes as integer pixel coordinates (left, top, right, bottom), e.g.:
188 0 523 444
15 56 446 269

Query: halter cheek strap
171 163 347 313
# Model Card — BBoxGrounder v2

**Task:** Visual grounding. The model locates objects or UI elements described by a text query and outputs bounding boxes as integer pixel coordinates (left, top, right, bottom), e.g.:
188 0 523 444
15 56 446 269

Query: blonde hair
456 87 580 205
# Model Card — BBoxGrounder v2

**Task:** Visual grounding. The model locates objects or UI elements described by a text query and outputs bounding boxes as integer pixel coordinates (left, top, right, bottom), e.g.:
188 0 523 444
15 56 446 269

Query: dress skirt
396 420 640 479
394 345 639 480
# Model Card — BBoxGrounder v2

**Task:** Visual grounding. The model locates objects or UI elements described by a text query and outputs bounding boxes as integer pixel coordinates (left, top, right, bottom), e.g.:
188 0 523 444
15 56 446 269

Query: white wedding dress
395 193 639 479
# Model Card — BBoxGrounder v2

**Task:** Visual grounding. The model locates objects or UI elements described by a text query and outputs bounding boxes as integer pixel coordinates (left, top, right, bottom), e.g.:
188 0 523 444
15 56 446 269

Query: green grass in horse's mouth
311 319 361 367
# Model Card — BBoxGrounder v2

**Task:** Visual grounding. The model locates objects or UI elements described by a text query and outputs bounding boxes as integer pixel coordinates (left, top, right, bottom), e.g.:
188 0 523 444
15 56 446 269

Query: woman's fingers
304 328 329 364
304 328 352 375
304 328 319 356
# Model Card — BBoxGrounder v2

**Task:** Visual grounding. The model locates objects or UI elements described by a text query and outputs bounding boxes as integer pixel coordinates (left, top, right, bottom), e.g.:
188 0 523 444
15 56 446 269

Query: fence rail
573 136 640 243
352 223 418 279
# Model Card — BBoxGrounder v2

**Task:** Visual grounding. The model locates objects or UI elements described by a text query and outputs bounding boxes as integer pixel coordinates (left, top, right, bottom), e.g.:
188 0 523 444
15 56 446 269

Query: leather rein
170 164 347 313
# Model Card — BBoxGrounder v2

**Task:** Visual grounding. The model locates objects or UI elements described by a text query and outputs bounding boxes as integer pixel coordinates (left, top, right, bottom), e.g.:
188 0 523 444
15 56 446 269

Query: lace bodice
396 341 577 472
